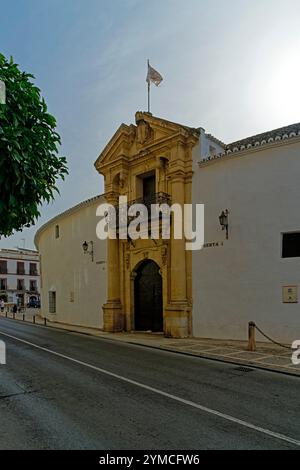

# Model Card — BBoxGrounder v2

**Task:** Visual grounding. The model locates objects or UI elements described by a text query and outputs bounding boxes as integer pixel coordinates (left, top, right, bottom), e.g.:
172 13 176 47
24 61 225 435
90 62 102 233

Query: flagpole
147 59 150 113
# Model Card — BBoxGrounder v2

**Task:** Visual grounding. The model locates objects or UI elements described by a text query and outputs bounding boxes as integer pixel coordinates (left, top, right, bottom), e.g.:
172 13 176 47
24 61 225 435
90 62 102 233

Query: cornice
94 124 135 171
34 194 105 248
199 133 300 167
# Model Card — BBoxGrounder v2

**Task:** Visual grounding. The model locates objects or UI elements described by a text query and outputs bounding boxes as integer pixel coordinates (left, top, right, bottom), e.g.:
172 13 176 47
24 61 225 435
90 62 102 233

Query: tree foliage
0 53 68 236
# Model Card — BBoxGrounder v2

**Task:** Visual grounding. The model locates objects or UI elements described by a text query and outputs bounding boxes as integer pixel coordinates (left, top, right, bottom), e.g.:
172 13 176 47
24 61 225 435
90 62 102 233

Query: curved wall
35 195 107 329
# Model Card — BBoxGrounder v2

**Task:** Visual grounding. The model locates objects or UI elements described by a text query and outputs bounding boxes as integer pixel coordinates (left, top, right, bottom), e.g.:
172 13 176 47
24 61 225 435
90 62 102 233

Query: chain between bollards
248 321 292 351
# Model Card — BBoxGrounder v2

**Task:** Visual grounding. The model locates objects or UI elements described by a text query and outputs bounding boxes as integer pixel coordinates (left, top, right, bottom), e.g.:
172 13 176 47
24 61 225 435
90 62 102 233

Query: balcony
114 192 171 230
17 269 25 275
29 270 38 276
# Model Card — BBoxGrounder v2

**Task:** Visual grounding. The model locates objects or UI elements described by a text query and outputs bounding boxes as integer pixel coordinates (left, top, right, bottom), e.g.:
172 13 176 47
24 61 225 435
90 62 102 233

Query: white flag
146 63 163 86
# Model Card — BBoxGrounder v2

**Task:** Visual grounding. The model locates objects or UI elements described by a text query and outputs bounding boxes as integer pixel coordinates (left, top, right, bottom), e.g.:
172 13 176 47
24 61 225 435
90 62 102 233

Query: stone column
102 192 124 332
170 174 187 301
156 157 164 194
165 170 190 338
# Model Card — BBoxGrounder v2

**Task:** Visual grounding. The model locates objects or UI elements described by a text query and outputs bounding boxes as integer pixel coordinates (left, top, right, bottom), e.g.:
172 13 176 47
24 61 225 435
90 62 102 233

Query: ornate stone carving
136 120 153 145
125 253 130 270
119 170 128 189
161 245 168 266
95 111 198 337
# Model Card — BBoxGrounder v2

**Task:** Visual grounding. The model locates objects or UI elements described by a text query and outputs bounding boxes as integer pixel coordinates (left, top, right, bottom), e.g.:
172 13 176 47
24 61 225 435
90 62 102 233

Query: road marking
0 329 299 448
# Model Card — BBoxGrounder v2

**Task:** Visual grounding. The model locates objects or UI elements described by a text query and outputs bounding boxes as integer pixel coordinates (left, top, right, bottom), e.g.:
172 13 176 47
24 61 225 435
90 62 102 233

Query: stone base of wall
103 301 124 332
164 303 191 338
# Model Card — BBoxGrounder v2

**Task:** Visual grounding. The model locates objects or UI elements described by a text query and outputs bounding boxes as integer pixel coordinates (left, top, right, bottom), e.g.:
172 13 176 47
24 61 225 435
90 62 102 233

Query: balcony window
29 280 37 292
143 175 156 201
17 279 25 291
29 263 38 276
0 279 7 291
0 261 7 274
17 262 25 275
115 192 171 230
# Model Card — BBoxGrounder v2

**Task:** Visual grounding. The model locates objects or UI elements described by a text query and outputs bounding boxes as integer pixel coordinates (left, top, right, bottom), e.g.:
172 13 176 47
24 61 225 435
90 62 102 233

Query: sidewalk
1 311 300 377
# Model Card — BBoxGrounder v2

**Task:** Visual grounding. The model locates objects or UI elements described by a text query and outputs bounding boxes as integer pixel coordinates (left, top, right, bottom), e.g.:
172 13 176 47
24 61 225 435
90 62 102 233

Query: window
55 225 60 239
282 233 300 258
49 291 56 313
143 175 155 201
0 279 7 291
0 261 7 274
29 263 37 276
17 279 25 291
17 262 25 275
30 280 37 292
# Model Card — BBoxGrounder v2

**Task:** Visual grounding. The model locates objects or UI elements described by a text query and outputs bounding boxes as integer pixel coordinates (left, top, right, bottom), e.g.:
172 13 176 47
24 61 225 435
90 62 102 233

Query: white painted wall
192 139 300 343
198 128 224 161
36 196 107 329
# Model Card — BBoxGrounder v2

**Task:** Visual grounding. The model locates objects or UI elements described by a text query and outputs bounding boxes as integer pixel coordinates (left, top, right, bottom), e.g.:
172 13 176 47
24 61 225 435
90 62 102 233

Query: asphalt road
0 317 299 450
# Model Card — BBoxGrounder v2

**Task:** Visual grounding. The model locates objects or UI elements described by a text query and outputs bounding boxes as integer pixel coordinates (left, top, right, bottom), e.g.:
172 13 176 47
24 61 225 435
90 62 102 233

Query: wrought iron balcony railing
114 192 171 230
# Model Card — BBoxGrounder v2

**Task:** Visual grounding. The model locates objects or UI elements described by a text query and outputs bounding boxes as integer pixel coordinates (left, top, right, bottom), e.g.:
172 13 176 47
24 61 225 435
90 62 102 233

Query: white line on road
0 328 299 448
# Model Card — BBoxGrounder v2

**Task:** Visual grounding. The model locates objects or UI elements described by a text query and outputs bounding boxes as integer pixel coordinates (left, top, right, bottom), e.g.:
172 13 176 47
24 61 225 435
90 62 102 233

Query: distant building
0 248 40 307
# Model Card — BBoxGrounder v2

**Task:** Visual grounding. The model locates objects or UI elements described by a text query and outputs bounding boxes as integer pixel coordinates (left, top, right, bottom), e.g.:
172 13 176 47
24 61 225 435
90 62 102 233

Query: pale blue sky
1 0 300 249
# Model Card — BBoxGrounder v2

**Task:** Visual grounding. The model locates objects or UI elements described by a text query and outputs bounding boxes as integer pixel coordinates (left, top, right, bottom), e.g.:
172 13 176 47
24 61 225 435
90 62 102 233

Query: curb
122 340 300 379
1 315 299 379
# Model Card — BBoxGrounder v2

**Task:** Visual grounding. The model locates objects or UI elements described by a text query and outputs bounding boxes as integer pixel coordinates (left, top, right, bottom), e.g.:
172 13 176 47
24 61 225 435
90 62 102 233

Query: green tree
0 54 68 236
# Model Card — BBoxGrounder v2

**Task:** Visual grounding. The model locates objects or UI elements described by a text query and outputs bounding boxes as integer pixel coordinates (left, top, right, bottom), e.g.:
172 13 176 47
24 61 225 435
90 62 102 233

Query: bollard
23 314 25 321
5 311 7 318
44 317 47 326
248 321 256 351
33 315 35 324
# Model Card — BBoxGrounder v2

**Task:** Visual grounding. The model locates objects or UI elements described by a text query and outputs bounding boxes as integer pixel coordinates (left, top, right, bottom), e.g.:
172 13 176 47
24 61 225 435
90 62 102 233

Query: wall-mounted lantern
82 240 94 262
219 209 229 239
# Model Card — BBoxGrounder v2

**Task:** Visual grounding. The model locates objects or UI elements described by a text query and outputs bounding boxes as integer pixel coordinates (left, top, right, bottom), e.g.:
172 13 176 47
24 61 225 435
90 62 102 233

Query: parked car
27 299 40 309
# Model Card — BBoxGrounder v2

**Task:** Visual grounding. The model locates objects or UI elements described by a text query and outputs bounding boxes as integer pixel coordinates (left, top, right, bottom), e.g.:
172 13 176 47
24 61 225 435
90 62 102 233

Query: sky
1 0 300 249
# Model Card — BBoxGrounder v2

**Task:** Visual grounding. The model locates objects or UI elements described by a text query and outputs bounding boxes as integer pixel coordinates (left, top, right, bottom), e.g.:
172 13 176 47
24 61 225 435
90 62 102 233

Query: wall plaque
282 286 298 303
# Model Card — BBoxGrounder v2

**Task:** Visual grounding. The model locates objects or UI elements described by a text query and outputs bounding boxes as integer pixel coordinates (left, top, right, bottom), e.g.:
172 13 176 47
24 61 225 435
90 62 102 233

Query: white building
0 248 40 307
36 114 300 343
34 196 106 329
192 123 300 343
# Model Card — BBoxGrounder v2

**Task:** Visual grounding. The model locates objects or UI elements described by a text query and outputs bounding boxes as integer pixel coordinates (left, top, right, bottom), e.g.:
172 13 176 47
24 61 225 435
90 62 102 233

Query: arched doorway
134 260 163 332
